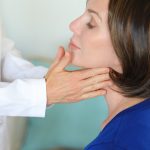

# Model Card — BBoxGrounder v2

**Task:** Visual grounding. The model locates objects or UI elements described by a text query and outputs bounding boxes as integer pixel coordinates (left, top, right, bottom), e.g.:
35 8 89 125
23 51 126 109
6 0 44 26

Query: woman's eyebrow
87 9 102 21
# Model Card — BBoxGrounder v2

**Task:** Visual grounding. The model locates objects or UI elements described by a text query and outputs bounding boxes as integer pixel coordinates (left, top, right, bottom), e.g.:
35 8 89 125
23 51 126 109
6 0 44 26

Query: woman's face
69 0 121 71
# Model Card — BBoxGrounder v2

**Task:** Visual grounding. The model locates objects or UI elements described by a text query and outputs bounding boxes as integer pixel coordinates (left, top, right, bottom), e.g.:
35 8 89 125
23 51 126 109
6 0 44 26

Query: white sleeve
0 79 47 117
1 38 48 81
0 38 49 117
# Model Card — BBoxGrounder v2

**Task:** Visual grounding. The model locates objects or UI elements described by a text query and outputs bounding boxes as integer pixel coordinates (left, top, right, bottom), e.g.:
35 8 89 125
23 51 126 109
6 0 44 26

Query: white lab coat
0 25 48 150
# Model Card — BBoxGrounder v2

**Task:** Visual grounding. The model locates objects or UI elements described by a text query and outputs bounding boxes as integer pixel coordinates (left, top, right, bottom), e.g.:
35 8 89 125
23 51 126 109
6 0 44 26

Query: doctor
0 24 111 149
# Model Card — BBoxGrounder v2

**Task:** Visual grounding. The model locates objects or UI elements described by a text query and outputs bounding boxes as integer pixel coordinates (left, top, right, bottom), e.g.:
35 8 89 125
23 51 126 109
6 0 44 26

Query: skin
45 47 112 105
69 0 121 71
69 0 145 129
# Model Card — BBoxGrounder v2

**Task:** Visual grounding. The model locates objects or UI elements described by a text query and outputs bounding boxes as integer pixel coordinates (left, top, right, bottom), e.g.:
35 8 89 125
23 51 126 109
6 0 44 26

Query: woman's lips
69 41 80 50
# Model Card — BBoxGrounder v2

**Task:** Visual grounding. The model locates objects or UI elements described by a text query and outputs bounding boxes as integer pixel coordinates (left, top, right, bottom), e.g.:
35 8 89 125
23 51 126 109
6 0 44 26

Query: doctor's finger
80 89 107 100
81 74 110 87
81 80 112 93
77 68 110 80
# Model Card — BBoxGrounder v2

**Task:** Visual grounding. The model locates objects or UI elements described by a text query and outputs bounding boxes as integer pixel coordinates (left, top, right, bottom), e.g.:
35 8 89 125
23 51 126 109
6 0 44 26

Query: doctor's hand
45 47 111 105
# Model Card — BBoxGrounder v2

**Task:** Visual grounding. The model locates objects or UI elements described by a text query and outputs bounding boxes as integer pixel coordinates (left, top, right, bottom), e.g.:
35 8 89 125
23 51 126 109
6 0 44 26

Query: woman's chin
69 51 95 68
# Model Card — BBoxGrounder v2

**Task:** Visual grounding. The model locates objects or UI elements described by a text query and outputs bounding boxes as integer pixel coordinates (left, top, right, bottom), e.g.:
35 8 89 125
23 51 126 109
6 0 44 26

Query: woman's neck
102 85 145 129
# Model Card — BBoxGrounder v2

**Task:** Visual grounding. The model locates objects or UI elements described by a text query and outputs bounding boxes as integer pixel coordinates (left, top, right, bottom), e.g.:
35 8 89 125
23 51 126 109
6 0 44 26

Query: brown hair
108 0 150 98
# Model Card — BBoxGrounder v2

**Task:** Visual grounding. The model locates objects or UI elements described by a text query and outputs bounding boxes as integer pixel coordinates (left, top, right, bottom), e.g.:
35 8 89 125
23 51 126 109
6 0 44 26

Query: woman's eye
86 22 95 29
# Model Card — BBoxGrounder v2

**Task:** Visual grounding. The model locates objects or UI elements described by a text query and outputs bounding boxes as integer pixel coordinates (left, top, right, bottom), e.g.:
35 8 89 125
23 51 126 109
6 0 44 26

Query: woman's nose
69 18 81 35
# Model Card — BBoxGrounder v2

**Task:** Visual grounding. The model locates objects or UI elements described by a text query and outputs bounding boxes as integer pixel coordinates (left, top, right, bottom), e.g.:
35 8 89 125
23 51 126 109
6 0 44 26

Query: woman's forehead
86 0 109 13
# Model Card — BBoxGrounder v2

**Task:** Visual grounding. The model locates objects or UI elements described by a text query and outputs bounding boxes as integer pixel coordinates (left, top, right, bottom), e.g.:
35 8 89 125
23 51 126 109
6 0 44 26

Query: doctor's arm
0 38 48 117
1 38 48 81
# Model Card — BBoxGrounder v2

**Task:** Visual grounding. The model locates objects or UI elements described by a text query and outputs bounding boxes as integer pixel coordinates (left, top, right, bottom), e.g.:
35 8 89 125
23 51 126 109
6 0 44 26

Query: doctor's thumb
50 47 65 69
55 51 72 71
55 47 65 62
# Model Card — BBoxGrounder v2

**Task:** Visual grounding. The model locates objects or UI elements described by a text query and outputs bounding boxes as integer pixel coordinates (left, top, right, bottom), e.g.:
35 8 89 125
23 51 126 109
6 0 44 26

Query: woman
69 0 150 149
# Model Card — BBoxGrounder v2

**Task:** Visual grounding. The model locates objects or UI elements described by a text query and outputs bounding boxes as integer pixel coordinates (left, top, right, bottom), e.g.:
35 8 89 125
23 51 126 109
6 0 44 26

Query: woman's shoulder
114 100 150 149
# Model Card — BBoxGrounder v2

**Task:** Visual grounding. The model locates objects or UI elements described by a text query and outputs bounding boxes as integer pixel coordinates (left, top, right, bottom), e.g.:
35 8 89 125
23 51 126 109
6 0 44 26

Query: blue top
85 98 150 150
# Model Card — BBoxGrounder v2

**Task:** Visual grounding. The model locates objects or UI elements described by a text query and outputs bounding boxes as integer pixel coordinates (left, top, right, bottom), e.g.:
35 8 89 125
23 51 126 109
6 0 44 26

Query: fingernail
58 46 62 50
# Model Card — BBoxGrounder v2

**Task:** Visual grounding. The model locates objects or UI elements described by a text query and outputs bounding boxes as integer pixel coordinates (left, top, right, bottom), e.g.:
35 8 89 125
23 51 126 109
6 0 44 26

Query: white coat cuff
26 79 47 117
